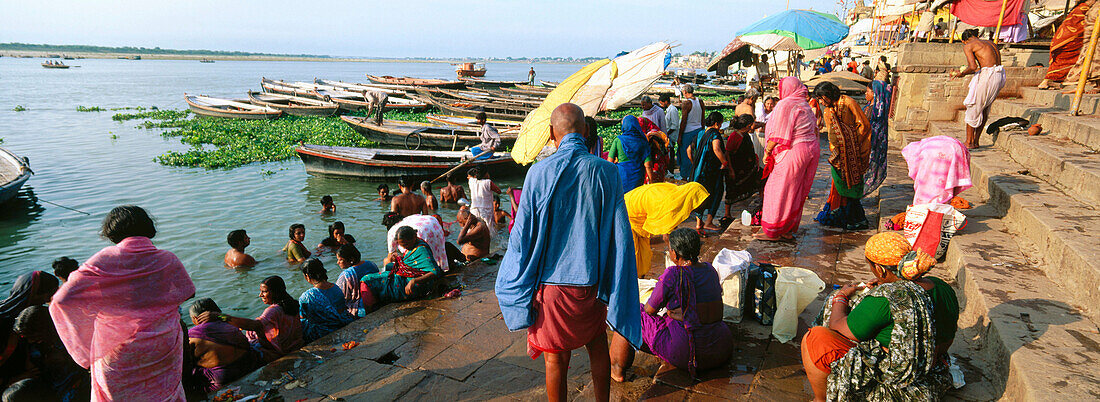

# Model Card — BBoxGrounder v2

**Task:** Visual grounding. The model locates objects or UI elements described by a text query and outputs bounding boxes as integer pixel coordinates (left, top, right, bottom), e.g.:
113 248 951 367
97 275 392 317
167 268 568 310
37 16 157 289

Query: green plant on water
12 105 26 112
113 109 189 122
0 138 4 145
110 106 147 111
260 169 276 176
77 106 106 112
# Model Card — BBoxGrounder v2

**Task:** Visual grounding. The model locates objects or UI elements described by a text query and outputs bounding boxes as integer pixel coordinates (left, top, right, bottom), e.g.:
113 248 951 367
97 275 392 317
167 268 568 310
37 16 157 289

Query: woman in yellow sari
625 182 709 277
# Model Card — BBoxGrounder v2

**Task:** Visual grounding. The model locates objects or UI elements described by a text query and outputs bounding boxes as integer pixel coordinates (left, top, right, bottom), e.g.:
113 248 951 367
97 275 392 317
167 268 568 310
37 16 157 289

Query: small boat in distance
366 75 466 89
454 62 487 78
199 59 215 63
296 144 525 180
185 94 282 119
41 61 70 69
247 91 338 117
0 147 32 205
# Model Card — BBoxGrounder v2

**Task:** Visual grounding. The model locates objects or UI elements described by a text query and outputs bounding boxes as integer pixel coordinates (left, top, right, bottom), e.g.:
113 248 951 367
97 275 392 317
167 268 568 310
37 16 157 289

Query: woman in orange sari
1039 0 1095 89
813 82 872 231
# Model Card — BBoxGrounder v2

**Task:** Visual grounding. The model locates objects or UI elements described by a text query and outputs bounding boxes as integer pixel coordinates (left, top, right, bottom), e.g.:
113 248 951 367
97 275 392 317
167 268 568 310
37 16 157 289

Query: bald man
496 103 641 402
455 206 490 260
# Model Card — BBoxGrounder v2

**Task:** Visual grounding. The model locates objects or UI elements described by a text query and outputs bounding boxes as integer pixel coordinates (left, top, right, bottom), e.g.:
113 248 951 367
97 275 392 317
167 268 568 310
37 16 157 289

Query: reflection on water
0 58 546 317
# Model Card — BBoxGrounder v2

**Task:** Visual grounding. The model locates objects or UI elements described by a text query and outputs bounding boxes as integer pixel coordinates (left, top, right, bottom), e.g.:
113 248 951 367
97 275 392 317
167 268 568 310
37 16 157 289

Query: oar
432 148 493 184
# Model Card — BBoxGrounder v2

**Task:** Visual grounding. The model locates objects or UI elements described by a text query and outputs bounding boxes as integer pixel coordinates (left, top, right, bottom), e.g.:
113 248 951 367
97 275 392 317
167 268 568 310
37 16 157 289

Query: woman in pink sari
50 206 196 401
756 77 821 241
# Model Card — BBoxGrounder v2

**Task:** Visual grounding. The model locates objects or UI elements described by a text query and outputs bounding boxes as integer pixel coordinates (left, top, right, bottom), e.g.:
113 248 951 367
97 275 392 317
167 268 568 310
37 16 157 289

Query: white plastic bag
713 248 752 281
772 267 825 343
638 279 658 304
721 271 747 323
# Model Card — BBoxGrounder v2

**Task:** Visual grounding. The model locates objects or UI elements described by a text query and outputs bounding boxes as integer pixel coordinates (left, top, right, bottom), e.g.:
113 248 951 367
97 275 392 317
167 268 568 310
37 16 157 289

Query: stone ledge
992 130 1100 207
992 99 1100 152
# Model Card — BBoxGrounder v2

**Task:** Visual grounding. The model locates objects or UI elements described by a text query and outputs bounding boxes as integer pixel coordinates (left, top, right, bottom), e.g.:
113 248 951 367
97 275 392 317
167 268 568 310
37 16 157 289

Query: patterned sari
1049 1 1093 82
299 286 354 343
863 80 891 196
816 95 871 229
360 241 442 309
817 281 951 401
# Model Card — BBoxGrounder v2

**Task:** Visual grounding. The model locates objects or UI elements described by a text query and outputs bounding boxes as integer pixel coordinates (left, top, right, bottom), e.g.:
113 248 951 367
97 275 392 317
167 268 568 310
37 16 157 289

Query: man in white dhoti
950 29 1004 149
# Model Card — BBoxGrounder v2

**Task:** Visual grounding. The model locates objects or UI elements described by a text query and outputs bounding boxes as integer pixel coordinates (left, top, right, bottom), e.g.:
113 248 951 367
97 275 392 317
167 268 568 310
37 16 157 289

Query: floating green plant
113 109 189 122
110 106 147 111
77 106 105 112
12 105 26 112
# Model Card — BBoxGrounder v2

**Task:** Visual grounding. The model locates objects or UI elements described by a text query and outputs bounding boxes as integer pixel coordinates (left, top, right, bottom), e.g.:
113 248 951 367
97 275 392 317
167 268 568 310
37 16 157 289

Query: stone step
988 129 1100 207
1018 87 1100 116
991 98 1100 151
877 166 1100 402
926 121 1100 319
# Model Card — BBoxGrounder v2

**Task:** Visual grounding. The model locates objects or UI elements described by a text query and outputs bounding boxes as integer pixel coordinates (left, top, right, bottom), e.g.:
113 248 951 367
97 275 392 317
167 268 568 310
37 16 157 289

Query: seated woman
360 226 443 311
318 221 356 250
0 271 60 388
13 306 90 402
609 228 732 381
333 245 379 317
801 232 958 401
298 259 355 343
384 213 449 272
282 224 310 264
187 298 258 393
199 276 304 363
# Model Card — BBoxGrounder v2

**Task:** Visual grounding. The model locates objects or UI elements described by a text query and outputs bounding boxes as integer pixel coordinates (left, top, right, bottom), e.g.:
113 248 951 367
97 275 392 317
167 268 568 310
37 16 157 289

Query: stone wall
890 42 1046 133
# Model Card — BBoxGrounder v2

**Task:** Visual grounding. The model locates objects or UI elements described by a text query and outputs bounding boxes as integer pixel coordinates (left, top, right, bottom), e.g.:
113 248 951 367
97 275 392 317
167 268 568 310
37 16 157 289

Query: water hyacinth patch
77 106 106 112
12 105 26 112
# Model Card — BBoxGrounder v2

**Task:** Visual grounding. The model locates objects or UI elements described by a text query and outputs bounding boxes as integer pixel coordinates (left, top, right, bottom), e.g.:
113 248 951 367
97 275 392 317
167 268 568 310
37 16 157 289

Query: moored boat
425 114 521 130
454 62 487 78
295 144 525 180
409 90 529 121
366 75 466 89
0 147 32 205
340 116 517 150
41 62 70 69
539 80 559 88
459 78 526 89
247 91 339 116
185 94 282 119
261 78 428 112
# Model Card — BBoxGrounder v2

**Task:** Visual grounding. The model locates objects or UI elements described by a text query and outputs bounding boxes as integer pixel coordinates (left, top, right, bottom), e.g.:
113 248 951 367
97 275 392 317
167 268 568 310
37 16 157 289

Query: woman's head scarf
864 232 935 280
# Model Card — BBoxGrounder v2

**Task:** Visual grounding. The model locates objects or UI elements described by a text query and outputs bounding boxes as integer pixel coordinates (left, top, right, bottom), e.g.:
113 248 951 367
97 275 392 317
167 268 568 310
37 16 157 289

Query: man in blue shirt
496 103 640 402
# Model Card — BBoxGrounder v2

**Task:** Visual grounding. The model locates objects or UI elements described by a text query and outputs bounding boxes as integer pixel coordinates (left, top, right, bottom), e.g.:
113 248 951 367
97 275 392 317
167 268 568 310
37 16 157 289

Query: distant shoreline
2 50 590 64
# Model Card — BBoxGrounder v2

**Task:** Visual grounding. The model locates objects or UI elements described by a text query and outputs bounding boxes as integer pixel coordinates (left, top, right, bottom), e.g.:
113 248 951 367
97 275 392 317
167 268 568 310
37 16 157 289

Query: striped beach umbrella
735 9 850 51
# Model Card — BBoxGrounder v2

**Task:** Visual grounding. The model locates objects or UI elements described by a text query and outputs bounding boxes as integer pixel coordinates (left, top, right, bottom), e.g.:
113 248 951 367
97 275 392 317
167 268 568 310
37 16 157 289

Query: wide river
0 58 581 318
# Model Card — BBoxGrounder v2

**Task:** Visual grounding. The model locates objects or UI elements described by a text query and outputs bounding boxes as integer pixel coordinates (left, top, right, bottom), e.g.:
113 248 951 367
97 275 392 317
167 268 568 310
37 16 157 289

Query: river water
0 58 580 318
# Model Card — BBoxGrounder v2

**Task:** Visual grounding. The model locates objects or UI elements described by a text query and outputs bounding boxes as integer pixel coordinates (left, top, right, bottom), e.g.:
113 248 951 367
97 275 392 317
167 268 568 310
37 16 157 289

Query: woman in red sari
756 77 820 241
639 117 669 183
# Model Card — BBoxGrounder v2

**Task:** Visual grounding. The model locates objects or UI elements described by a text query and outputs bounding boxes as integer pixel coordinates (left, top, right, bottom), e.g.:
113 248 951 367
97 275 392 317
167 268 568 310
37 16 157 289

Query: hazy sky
1 0 841 58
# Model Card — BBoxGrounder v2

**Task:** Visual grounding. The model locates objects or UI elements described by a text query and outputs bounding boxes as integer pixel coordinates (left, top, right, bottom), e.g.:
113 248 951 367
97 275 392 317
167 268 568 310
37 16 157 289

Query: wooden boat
425 114 522 129
261 78 428 112
247 91 339 116
41 62 70 69
185 94 282 119
435 89 542 108
313 79 410 97
459 77 523 88
409 90 530 121
296 144 525 180
0 147 32 205
366 75 466 89
341 116 517 150
454 62 487 78
199 59 215 63
502 85 552 96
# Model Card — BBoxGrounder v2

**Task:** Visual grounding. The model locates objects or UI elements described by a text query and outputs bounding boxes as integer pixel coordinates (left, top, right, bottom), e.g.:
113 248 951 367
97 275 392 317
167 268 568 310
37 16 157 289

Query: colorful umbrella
511 42 671 165
735 9 850 51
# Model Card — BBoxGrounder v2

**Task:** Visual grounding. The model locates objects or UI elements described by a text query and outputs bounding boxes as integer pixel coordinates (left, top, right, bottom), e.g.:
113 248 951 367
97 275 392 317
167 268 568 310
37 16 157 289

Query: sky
1 0 843 58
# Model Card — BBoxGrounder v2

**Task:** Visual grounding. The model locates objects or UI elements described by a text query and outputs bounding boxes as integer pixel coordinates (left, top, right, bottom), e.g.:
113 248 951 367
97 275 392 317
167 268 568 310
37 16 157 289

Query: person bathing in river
333 245 378 317
391 176 428 218
51 257 78 282
492 195 511 228
318 221 356 251
610 228 732 381
186 298 258 393
298 259 355 343
196 276 303 364
421 181 438 213
224 229 256 268
319 195 335 214
360 226 444 311
456 206 490 261
440 174 467 204
282 223 310 264
376 184 393 202
467 167 501 235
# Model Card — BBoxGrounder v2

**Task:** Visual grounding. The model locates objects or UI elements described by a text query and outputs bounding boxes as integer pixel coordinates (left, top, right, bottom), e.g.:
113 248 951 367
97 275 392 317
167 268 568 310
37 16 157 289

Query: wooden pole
870 0 880 54
994 0 1009 44
1071 12 1100 116
949 4 958 43
432 148 494 183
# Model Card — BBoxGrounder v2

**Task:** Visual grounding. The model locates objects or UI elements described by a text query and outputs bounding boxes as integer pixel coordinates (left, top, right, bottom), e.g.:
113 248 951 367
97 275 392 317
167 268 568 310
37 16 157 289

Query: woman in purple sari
187 298 258 393
609 228 732 381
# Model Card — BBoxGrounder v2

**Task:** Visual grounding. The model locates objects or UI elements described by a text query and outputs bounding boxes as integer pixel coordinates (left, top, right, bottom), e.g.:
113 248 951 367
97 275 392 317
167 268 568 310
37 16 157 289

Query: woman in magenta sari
197 276 304 363
756 77 821 241
609 228 732 381
50 205 196 401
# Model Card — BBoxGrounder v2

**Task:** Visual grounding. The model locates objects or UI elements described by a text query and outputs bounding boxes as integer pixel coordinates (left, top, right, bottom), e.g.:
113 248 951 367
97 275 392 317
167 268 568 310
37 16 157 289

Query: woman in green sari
801 232 958 401
359 226 443 311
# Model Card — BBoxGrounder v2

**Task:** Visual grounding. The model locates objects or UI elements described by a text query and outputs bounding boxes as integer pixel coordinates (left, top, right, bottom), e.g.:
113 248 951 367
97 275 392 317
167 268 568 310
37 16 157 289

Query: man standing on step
950 28 1004 149
496 103 640 402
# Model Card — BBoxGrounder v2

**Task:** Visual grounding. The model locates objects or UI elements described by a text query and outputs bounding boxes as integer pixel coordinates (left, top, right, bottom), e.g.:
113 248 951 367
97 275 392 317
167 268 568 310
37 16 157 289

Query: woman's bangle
831 295 849 306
